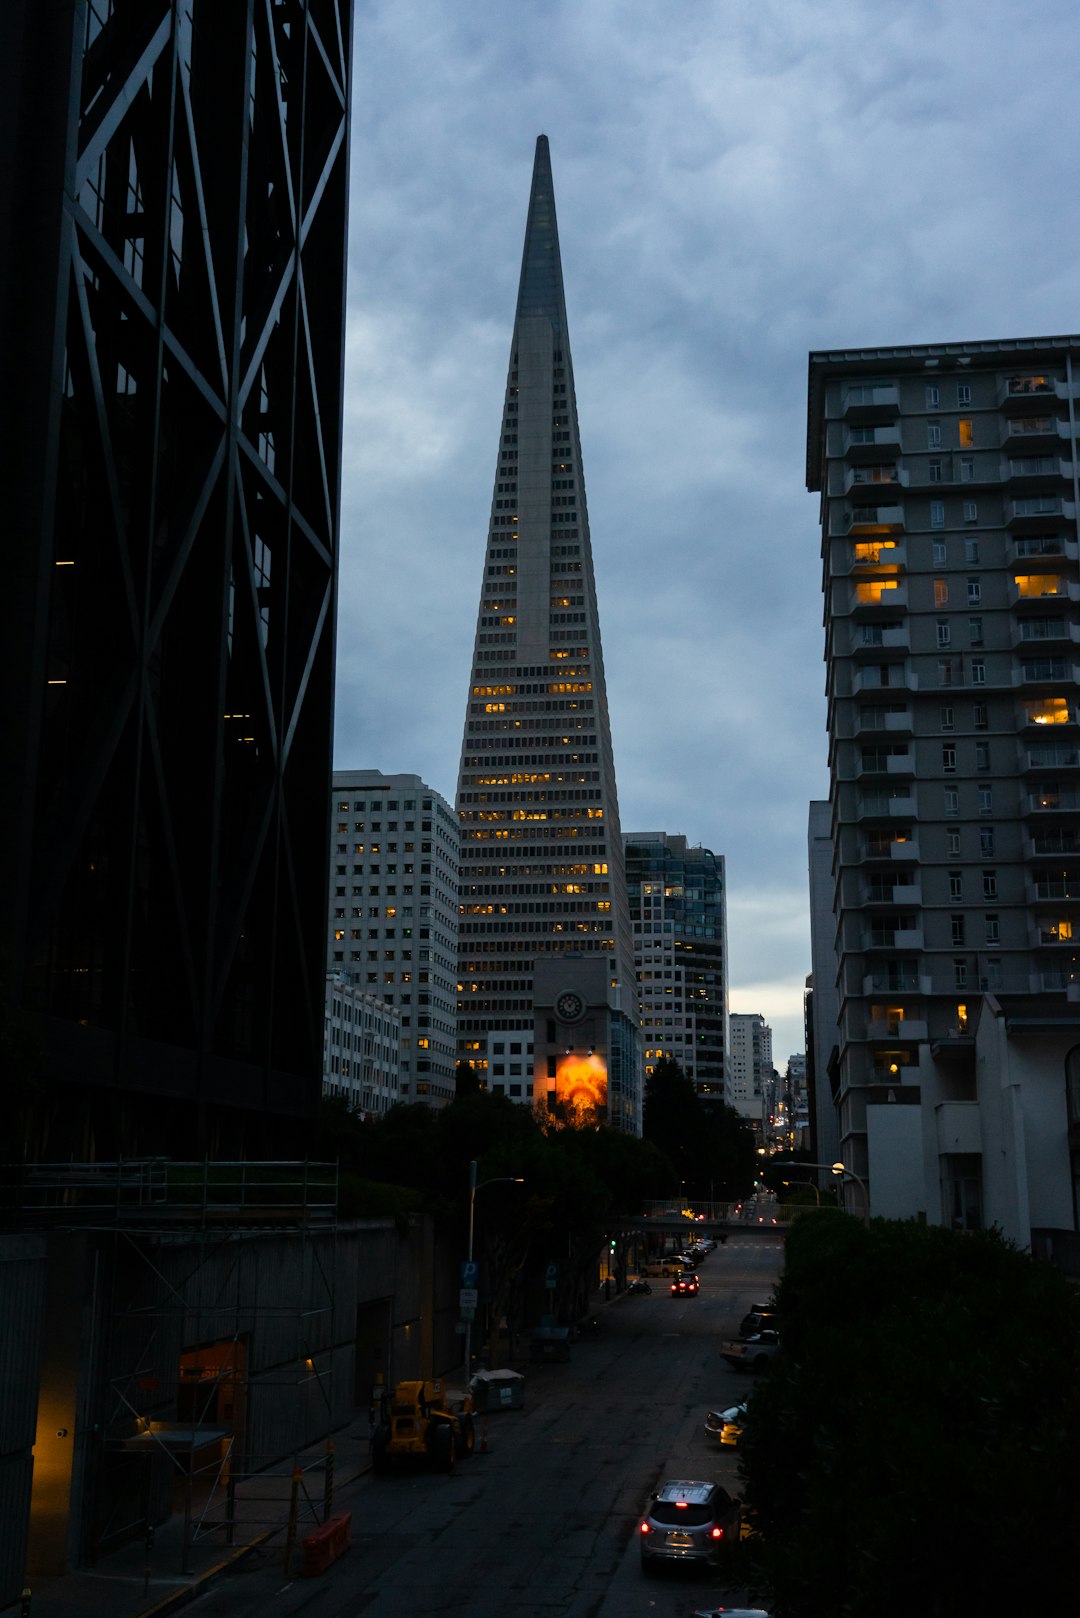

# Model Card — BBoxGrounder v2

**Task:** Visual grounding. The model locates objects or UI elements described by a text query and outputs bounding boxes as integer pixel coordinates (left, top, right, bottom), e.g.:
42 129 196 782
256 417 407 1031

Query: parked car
640 1256 693 1278
721 1329 781 1372
639 1478 741 1571
739 1303 778 1337
705 1400 748 1446
669 1273 699 1297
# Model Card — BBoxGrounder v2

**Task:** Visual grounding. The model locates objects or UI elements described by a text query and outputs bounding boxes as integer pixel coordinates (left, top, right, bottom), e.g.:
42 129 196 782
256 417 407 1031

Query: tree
642 1057 755 1199
739 1215 1080 1616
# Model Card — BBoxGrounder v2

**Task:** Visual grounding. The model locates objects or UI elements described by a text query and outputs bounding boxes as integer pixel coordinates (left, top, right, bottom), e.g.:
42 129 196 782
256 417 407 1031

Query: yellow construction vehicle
371 1379 476 1472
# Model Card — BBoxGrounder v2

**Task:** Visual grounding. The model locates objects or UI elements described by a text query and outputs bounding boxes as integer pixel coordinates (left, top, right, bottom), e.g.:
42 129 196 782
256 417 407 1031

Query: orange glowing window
958 419 974 447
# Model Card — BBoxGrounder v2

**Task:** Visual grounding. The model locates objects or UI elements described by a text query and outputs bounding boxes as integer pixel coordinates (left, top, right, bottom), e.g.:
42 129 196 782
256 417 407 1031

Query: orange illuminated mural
547 1051 607 1118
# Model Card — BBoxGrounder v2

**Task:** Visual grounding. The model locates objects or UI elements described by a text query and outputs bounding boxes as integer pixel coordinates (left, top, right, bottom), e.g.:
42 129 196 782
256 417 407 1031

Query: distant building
323 975 400 1113
329 772 459 1106
623 833 729 1101
807 800 842 1165
808 335 1080 1250
455 137 641 1130
729 1013 773 1137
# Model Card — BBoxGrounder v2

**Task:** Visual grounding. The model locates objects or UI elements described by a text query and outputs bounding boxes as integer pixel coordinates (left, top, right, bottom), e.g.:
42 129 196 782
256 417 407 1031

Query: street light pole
774 1159 870 1225
463 1161 524 1381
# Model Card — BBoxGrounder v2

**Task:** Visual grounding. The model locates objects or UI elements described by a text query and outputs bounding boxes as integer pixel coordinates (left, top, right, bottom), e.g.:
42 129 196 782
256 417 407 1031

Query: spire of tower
456 138 642 1133
514 135 568 333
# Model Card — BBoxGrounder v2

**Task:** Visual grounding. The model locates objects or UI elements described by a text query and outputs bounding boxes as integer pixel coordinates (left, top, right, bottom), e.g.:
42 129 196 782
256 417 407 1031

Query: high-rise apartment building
729 1013 773 1134
1 1 353 1158
455 137 641 1131
624 833 729 1101
808 336 1080 1242
329 772 459 1106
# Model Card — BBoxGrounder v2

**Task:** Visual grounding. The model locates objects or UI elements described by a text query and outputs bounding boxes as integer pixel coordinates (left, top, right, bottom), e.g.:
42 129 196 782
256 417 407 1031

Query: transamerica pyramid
456 136 642 1132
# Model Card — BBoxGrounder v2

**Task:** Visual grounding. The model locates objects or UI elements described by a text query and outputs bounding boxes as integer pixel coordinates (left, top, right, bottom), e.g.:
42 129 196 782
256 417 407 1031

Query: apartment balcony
1034 969 1080 992
852 705 914 735
862 972 932 995
1001 455 1074 485
1008 575 1077 607
843 466 909 497
998 374 1059 413
848 538 907 572
843 423 902 459
852 664 918 694
852 623 910 656
1013 657 1080 689
862 881 922 906
857 795 917 823
1006 496 1075 527
863 927 925 951
847 504 906 534
856 751 914 779
1011 620 1080 650
1006 534 1079 567
1033 921 1079 947
1000 415 1067 448
850 582 909 613
861 837 920 863
1026 788 1080 814
842 383 900 419
1027 878 1080 904
1021 742 1080 770
1026 829 1080 857
865 1016 928 1041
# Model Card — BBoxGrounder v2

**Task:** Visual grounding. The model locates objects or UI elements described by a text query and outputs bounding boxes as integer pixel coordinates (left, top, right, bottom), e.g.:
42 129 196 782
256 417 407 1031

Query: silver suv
638 1478 740 1571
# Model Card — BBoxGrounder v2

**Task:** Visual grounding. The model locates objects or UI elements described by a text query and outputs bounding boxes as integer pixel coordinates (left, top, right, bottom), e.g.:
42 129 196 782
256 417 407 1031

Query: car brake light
639 1521 651 1534
675 1500 688 1509
709 1525 724 1539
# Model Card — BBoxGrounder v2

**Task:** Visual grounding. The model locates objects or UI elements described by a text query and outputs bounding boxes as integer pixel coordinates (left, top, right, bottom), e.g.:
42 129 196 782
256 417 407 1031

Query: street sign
459 1287 478 1310
544 1262 559 1290
461 1260 479 1287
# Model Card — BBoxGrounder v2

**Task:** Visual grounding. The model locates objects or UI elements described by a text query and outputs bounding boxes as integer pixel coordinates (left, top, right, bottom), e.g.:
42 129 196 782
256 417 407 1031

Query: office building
323 974 400 1113
808 336 1080 1247
330 771 459 1106
729 1012 773 1136
1 1 354 1158
455 136 641 1131
624 833 729 1101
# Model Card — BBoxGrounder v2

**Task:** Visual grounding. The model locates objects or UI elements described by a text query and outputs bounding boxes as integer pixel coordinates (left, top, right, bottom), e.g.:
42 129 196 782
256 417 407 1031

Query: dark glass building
1 1 354 1156
623 833 730 1101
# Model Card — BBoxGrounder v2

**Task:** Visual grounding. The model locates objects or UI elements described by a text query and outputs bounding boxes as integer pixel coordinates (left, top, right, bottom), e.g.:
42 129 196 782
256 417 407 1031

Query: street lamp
464 1160 525 1380
782 1178 822 1208
773 1159 870 1225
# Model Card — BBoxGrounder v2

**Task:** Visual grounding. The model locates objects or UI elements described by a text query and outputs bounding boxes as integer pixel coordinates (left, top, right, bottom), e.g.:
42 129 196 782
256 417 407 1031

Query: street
185 1234 782 1618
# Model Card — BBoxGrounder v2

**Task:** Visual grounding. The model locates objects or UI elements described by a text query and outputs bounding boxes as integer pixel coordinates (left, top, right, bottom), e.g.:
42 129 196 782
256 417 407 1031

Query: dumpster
470 1369 526 1411
529 1325 571 1363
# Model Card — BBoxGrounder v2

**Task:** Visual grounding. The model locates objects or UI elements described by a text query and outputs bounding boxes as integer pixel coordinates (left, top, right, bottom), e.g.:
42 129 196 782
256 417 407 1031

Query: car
738 1303 777 1337
720 1329 781 1372
670 1273 699 1297
639 1478 741 1571
704 1401 747 1446
692 1609 773 1618
640 1256 693 1278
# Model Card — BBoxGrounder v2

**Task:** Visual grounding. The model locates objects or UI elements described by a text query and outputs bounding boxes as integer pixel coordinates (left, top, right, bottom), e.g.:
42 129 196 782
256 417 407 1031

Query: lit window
934 578 949 606
958 419 974 447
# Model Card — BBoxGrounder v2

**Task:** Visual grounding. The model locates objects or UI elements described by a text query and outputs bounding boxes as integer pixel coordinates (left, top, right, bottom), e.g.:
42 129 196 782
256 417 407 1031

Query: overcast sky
335 0 1080 1065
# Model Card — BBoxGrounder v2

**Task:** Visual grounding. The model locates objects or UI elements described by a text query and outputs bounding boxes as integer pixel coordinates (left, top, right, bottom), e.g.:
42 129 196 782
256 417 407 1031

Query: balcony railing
842 383 900 417
1028 790 1080 813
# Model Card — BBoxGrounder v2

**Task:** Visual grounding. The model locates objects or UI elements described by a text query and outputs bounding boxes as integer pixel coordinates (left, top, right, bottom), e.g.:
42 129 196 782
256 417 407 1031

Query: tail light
709 1525 724 1540
639 1521 651 1535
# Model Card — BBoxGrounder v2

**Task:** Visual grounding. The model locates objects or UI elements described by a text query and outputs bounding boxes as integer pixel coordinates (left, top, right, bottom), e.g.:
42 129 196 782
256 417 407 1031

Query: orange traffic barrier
302 1511 352 1577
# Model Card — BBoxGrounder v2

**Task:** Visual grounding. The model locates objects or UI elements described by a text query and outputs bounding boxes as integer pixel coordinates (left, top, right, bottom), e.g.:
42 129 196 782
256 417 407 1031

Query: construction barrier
302 1511 352 1577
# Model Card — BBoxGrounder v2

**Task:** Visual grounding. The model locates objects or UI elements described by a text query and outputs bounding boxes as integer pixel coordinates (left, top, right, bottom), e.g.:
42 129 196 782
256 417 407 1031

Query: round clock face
555 991 586 1023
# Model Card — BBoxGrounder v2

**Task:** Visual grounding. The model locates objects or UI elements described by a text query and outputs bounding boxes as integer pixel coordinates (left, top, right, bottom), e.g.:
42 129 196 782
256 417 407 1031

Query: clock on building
555 990 586 1024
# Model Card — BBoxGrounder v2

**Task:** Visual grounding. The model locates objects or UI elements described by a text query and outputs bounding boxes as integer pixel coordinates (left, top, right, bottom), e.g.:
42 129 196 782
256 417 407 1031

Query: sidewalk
24 1418 375 1618
25 1289 627 1618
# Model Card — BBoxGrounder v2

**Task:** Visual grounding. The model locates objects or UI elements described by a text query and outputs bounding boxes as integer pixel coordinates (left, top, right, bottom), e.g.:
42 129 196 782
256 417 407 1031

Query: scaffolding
4 1160 349 1570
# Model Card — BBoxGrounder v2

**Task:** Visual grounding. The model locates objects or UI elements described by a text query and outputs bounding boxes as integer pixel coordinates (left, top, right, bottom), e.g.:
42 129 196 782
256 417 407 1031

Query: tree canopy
641 1056 756 1199
739 1214 1080 1615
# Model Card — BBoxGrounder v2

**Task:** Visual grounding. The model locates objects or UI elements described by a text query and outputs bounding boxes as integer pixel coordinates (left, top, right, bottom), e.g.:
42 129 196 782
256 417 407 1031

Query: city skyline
334 0 1080 1062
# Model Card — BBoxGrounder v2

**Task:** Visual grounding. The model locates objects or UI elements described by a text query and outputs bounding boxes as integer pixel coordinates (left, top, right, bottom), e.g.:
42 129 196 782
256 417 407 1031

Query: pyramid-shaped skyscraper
456 137 641 1132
